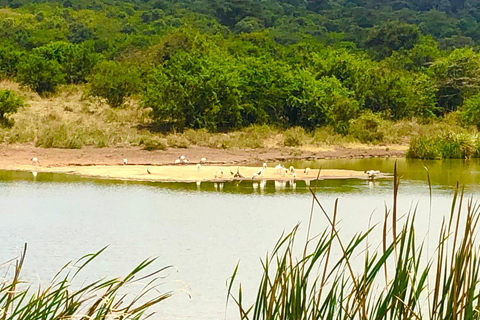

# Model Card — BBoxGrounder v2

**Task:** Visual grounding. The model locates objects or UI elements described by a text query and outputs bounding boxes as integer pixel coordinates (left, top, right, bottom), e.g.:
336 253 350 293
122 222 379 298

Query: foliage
88 60 141 108
0 89 23 126
228 171 480 320
283 126 307 147
348 111 384 143
1 246 172 320
141 135 168 150
16 53 65 95
407 130 478 159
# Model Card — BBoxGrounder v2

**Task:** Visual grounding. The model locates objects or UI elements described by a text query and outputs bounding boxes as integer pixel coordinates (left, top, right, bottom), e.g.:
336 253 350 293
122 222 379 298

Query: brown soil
0 143 404 182
0 143 407 168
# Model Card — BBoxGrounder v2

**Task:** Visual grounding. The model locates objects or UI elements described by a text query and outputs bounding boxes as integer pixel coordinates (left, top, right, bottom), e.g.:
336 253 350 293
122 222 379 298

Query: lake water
1 158 479 319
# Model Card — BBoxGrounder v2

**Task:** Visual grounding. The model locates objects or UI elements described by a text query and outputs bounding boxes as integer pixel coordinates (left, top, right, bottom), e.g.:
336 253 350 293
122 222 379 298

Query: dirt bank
0 144 407 168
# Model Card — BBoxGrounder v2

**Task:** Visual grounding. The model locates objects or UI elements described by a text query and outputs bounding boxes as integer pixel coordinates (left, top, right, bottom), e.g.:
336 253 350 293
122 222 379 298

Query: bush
283 127 307 147
166 134 190 148
348 111 384 143
17 53 66 95
141 136 168 151
0 90 24 126
407 131 477 159
35 123 84 149
88 61 141 108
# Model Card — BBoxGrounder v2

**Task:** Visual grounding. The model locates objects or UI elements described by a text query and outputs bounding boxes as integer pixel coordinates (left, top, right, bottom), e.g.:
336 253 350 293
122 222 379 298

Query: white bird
365 170 381 179
180 155 186 160
183 159 189 164
292 172 297 179
31 157 40 165
289 166 295 173
263 163 267 169
197 163 201 171
123 158 128 165
200 157 207 164
275 164 283 175
304 167 310 175
174 159 181 165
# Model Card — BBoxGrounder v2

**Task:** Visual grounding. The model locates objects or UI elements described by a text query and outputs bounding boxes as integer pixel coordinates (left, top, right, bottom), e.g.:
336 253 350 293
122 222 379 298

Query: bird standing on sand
263 163 267 169
289 166 295 173
174 159 181 165
31 157 40 166
234 167 244 179
275 164 283 175
200 157 207 164
197 163 201 171
123 158 128 165
230 170 235 176
304 167 310 175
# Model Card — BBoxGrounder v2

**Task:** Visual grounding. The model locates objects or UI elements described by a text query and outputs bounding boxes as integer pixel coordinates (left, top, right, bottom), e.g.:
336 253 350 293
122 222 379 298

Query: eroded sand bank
6 164 370 182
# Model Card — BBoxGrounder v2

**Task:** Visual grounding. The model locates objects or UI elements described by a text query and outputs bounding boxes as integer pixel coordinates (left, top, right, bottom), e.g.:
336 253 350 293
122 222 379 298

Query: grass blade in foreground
227 167 480 320
0 246 173 320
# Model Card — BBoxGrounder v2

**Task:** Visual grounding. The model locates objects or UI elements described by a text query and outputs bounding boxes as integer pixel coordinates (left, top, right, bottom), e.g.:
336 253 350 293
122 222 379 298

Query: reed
227 165 480 320
0 246 172 320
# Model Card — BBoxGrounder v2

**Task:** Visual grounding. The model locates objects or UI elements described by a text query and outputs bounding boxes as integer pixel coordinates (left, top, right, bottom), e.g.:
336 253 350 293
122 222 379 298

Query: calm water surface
1 158 480 319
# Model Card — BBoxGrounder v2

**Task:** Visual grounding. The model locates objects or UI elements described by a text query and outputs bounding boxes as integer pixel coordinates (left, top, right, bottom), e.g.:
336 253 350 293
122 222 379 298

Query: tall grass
228 164 480 320
0 245 172 320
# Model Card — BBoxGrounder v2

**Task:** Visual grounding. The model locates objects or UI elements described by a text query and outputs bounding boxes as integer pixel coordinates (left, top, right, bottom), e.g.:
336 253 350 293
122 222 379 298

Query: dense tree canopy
1 0 480 130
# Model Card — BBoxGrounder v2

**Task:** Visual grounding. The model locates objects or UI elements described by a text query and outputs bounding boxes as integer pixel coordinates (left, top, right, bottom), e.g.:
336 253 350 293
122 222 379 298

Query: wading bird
31 157 40 165
263 163 267 169
234 168 244 179
365 170 381 179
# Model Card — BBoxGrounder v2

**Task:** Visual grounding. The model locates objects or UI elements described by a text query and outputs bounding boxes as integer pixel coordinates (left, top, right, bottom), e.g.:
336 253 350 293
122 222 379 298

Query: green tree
16 53 65 95
33 42 99 84
88 60 141 108
0 89 24 126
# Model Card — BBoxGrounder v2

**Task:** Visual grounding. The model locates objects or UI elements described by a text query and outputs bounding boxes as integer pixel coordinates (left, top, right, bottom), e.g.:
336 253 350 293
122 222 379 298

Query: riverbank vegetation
228 169 480 319
1 0 480 157
0 245 171 319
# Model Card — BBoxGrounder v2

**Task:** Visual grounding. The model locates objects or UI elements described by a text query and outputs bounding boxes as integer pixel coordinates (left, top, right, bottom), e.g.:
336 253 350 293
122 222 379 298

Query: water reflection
2 158 480 195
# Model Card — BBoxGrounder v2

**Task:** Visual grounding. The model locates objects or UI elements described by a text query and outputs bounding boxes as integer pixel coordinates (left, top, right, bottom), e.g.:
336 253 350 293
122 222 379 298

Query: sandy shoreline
9 164 370 182
0 144 403 182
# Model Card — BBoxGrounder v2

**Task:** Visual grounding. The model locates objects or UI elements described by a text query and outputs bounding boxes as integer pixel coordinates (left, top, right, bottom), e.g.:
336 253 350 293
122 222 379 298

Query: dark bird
147 168 151 174
234 167 244 179
230 170 235 176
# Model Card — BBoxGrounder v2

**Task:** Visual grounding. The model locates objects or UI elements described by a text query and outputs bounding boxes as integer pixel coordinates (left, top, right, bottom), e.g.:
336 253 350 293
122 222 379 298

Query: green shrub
183 128 211 146
88 61 141 108
35 123 84 149
0 90 24 126
141 136 168 151
348 111 384 143
283 127 307 147
17 53 66 95
166 134 190 148
407 131 476 159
